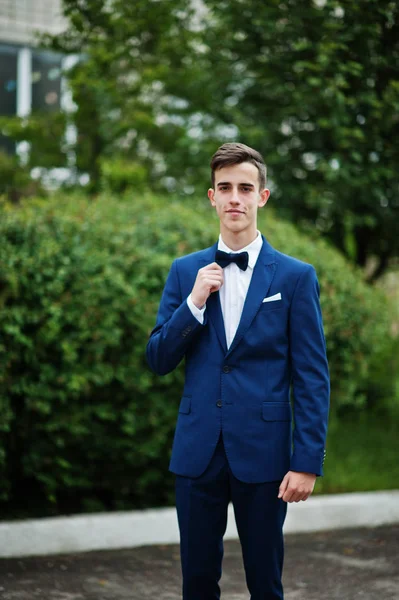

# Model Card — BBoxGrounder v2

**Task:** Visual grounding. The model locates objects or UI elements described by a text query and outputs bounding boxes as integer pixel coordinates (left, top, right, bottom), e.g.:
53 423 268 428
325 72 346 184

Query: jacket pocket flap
262 402 291 422
178 396 191 414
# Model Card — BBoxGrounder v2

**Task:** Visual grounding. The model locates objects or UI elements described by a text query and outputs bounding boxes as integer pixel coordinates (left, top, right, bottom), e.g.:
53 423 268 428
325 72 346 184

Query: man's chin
225 223 247 233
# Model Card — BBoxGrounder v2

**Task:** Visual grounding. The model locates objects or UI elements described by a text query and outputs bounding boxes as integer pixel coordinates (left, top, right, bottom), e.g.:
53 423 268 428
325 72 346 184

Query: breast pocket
259 299 283 312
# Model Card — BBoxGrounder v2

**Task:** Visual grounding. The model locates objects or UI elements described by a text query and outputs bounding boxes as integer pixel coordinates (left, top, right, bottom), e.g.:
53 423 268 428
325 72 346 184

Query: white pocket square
262 292 282 303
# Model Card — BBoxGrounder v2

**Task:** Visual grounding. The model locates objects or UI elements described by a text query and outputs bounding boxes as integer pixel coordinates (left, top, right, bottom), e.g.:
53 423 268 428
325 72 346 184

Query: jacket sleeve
288 264 330 476
146 259 207 375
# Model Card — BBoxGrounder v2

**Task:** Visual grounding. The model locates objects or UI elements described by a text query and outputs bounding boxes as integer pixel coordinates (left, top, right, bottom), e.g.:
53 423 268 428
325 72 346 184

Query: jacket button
223 366 231 373
216 400 222 408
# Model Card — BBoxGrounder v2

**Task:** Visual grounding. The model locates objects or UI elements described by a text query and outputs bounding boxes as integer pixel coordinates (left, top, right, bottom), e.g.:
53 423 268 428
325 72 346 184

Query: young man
146 143 330 600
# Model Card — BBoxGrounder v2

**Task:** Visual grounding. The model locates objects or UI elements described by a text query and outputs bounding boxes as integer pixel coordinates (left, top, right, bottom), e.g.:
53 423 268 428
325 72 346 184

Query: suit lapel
226 236 277 357
199 244 227 353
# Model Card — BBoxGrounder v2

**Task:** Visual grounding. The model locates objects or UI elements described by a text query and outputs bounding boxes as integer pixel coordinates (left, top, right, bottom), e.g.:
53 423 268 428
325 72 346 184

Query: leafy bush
0 151 44 203
99 157 149 195
0 193 396 517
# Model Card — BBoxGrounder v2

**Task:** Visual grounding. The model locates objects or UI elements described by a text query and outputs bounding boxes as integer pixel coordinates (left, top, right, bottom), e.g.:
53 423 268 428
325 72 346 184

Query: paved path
0 525 398 599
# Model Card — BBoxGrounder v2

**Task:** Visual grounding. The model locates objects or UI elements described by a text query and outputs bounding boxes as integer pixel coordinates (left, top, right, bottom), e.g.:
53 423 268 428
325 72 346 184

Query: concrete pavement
0 524 398 599
2 491 399 558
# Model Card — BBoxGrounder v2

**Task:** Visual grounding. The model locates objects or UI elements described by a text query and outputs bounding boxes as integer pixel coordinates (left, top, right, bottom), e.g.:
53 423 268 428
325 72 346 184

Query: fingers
199 263 224 282
278 473 289 499
282 486 296 503
199 262 224 278
289 490 312 502
282 487 308 503
204 276 224 292
204 262 224 272
209 282 223 293
278 471 316 503
191 264 224 308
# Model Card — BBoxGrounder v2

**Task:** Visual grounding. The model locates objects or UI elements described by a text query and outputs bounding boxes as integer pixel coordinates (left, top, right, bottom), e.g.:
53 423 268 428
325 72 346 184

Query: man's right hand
191 262 224 309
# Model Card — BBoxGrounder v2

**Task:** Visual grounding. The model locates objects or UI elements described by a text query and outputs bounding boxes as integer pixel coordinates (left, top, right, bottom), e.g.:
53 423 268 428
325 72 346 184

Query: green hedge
0 193 396 517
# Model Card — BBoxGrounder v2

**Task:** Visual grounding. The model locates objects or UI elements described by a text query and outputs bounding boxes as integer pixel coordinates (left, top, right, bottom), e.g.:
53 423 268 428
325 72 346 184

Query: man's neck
220 228 258 252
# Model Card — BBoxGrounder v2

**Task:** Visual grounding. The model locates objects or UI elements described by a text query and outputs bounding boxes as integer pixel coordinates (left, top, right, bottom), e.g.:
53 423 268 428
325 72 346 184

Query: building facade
0 0 66 153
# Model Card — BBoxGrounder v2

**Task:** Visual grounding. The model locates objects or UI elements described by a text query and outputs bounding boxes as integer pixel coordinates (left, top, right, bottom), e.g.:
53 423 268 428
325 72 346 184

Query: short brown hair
210 142 267 190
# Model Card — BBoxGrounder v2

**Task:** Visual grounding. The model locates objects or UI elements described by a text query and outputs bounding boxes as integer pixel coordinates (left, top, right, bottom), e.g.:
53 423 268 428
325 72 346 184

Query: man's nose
230 188 240 203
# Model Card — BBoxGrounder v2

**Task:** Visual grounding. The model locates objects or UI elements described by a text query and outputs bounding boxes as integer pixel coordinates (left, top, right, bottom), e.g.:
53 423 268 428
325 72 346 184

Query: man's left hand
278 471 316 503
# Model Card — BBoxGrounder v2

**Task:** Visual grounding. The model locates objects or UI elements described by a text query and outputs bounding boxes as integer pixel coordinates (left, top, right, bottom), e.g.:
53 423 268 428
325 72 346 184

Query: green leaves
1 0 397 275
0 192 396 517
198 0 399 276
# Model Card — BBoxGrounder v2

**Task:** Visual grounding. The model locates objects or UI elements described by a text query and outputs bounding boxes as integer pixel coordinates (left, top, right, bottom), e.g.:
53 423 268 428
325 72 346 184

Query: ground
0 525 398 599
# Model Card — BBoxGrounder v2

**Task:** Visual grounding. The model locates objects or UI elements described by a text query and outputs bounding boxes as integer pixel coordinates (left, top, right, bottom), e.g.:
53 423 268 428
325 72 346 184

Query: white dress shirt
187 232 263 349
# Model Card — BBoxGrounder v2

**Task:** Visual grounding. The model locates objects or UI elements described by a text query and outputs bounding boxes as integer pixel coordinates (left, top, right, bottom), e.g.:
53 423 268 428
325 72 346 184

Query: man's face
208 162 270 237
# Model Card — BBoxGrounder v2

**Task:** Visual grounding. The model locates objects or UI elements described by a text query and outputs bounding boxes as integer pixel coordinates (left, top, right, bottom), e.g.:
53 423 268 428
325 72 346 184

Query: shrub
0 193 396 517
99 157 149 195
0 151 44 203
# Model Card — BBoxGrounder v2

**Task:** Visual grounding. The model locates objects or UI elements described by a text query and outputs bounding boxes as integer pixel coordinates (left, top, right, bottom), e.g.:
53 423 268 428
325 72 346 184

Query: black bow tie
215 249 249 271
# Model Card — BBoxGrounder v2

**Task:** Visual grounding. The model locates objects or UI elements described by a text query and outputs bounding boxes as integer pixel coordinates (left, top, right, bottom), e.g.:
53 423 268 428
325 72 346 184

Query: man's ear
258 188 270 208
208 188 216 206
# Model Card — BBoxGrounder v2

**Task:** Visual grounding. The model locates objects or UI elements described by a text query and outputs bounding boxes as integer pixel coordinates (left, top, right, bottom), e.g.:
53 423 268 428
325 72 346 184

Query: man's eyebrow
216 181 255 187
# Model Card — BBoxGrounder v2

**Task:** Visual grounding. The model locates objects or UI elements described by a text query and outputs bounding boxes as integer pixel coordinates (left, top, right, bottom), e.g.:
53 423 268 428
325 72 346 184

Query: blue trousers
175 433 288 600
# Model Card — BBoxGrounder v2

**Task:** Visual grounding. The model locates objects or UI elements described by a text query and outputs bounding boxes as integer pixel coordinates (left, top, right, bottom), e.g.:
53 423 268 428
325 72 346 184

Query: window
0 44 62 154
32 49 62 113
0 43 18 154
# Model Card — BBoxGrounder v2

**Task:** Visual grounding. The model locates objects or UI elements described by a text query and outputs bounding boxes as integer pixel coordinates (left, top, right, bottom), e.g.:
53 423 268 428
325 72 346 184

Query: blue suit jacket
146 236 330 483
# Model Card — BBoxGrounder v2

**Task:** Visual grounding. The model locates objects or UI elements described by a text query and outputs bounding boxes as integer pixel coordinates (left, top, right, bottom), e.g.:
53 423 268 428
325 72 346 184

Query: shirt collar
217 231 263 270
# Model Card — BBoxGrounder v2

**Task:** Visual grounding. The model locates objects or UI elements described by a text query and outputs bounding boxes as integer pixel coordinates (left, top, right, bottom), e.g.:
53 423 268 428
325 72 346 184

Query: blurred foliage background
0 0 398 518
